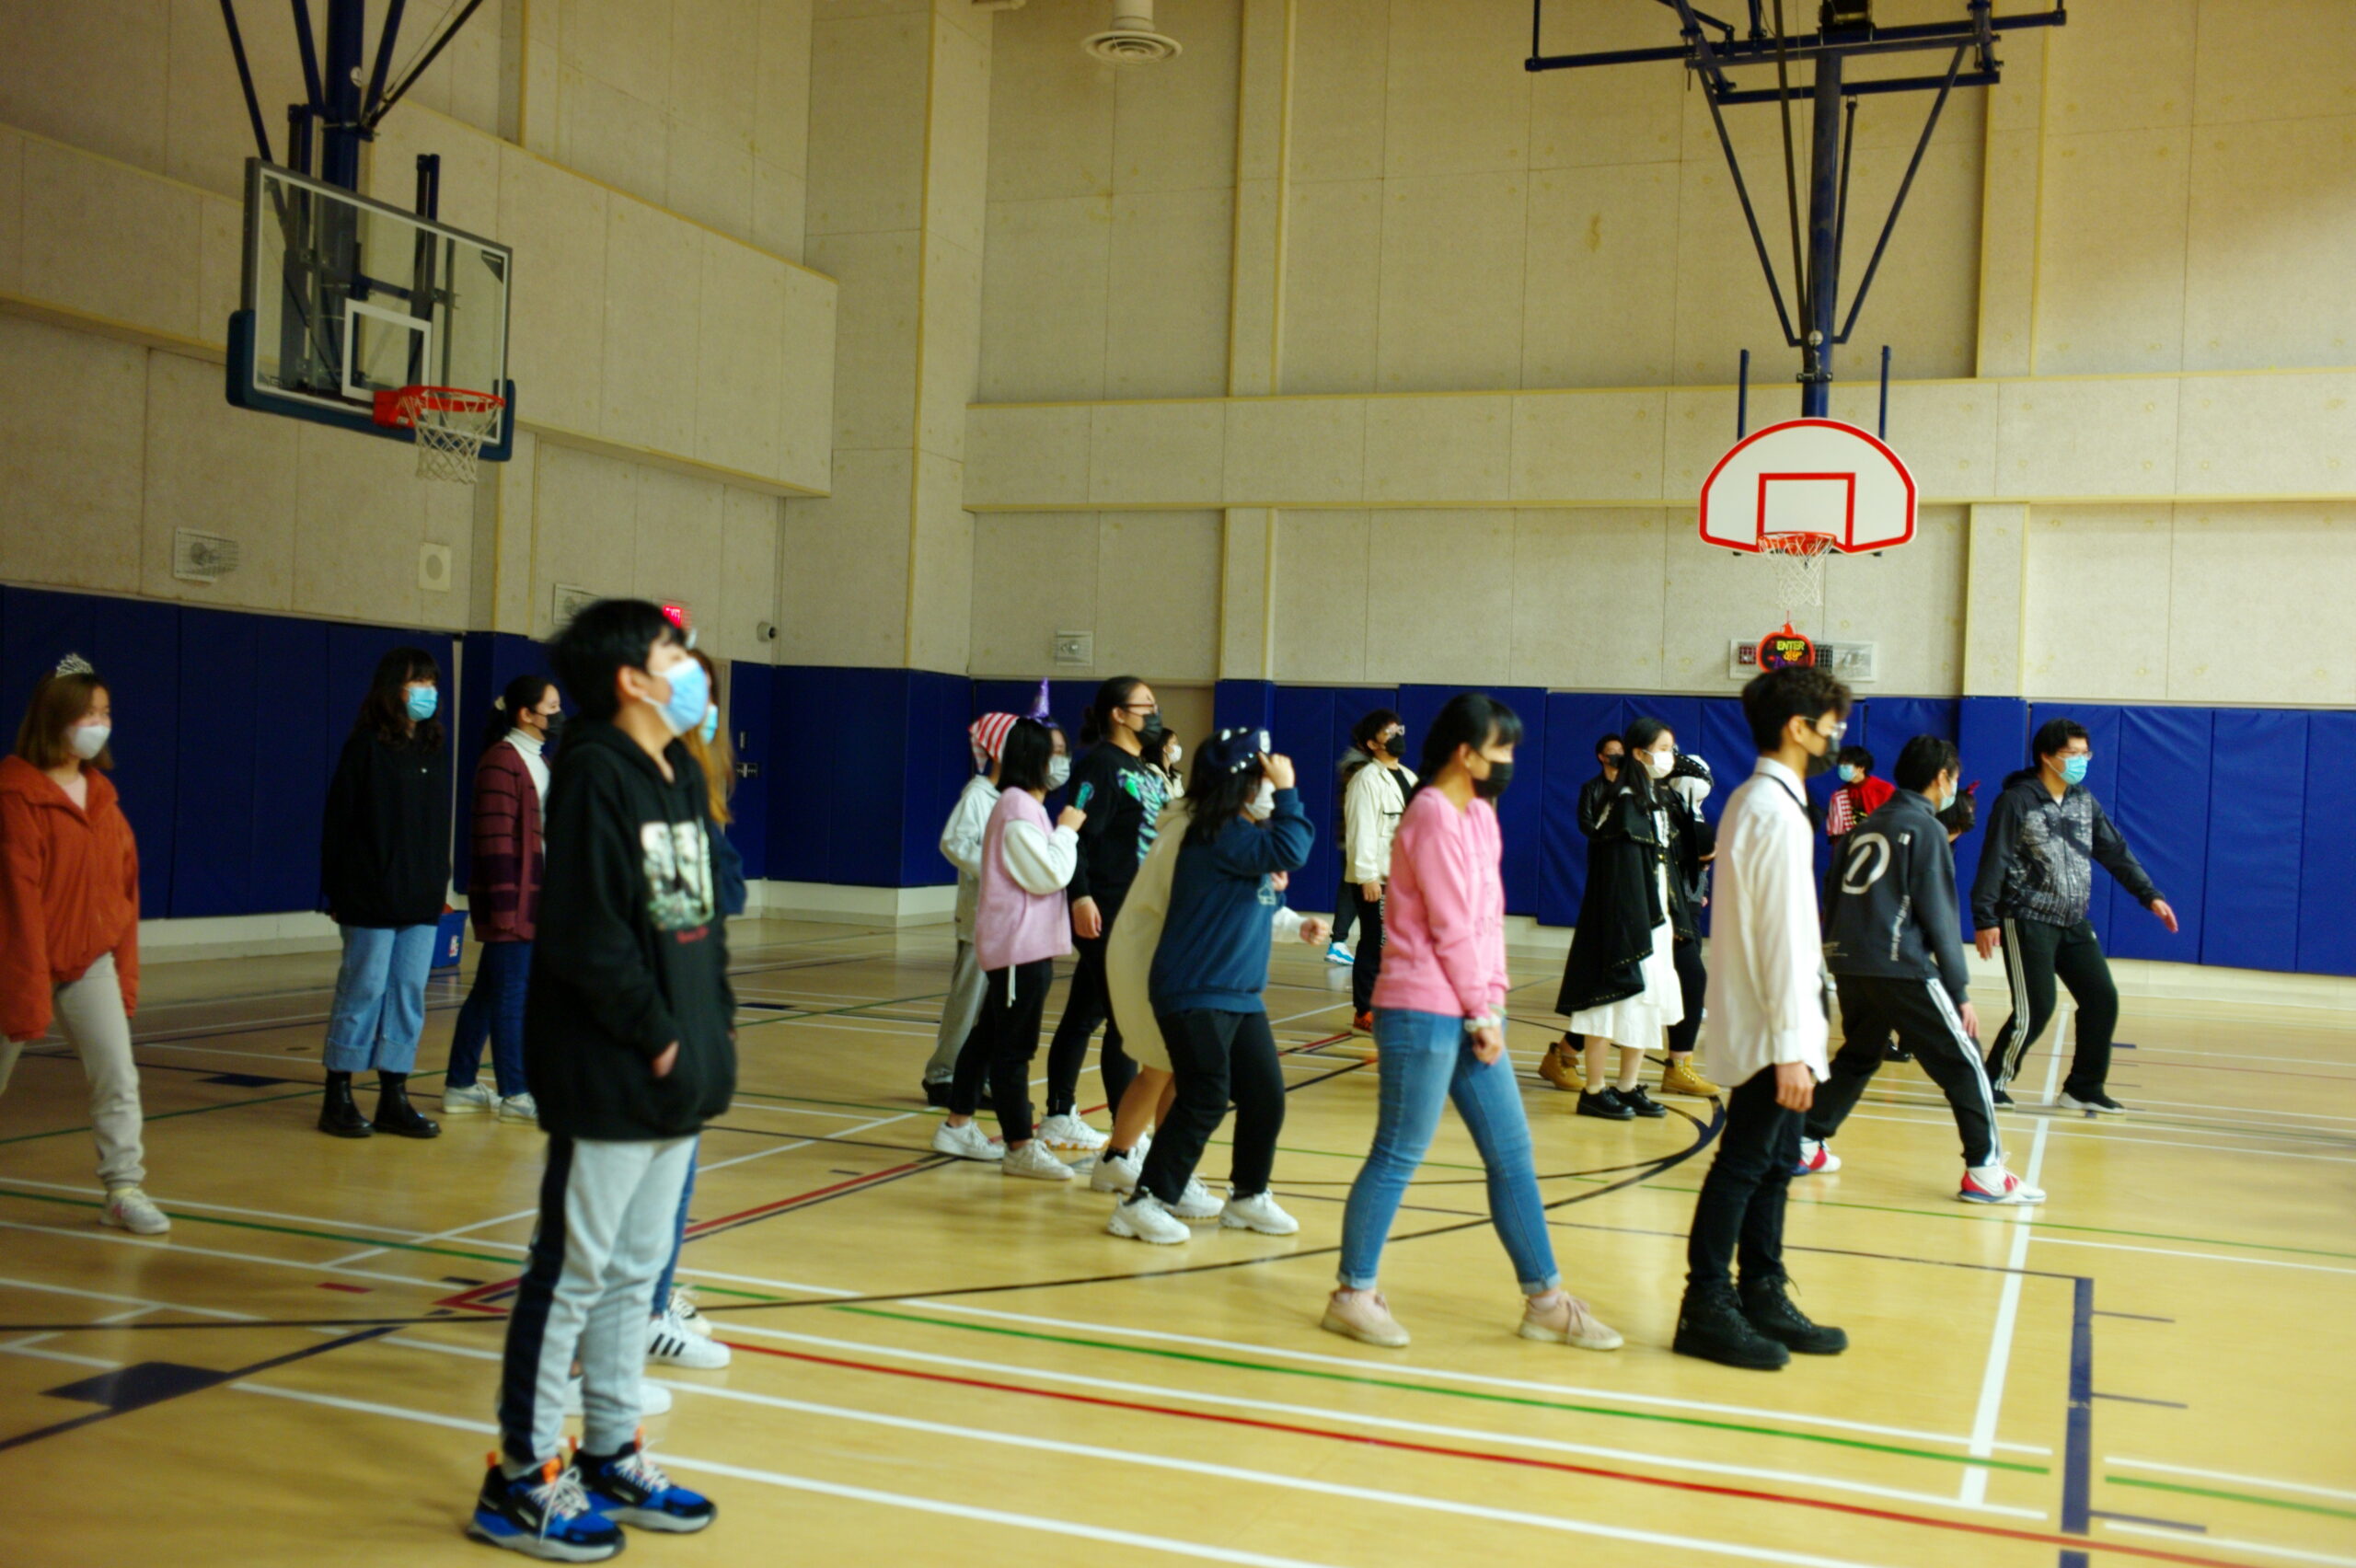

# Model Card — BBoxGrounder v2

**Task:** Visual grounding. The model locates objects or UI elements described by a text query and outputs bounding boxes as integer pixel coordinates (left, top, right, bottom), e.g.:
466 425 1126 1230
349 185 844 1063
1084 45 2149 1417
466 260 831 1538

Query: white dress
1566 809 1687 1049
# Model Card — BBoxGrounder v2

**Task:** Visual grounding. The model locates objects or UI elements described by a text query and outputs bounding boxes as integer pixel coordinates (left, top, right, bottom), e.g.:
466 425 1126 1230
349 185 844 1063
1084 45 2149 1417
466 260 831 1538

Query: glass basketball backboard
226 158 515 459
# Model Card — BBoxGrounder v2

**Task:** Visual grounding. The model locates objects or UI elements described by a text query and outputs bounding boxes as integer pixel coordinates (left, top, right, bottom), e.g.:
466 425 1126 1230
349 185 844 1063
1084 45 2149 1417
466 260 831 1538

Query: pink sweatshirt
1371 788 1508 1019
974 789 1076 972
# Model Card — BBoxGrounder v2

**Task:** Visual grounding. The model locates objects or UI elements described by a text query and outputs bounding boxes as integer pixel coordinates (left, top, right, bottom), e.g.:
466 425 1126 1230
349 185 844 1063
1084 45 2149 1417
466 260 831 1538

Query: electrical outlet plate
419 542 453 592
1727 639 1877 682
1053 630 1094 667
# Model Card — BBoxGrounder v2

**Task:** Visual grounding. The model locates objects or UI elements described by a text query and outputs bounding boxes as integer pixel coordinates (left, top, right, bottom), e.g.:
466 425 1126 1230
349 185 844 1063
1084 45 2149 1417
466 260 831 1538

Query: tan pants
0 954 146 1188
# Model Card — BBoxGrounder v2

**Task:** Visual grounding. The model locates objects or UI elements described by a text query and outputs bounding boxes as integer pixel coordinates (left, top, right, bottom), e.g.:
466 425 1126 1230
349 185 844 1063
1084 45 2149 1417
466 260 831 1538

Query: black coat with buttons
320 729 453 929
1555 777 1678 1018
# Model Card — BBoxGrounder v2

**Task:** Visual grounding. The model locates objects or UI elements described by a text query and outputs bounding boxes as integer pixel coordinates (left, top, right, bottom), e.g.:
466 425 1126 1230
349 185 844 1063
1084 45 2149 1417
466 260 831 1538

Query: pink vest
975 790 1073 973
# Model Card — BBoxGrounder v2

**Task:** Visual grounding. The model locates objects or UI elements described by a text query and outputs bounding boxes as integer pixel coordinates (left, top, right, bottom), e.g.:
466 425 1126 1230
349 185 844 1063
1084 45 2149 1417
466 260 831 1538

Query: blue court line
2062 1275 2095 1568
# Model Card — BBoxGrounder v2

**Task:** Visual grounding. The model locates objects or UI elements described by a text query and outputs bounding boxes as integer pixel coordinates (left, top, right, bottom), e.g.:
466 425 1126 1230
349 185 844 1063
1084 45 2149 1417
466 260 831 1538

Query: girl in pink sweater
1322 693 1622 1355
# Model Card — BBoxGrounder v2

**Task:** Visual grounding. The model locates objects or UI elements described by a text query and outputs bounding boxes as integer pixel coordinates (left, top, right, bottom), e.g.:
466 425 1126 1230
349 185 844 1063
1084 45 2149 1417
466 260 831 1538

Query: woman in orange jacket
0 655 167 1234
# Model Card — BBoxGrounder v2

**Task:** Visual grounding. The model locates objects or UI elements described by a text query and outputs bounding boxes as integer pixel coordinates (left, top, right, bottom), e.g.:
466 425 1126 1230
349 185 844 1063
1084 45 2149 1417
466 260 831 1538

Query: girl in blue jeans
1324 693 1621 1354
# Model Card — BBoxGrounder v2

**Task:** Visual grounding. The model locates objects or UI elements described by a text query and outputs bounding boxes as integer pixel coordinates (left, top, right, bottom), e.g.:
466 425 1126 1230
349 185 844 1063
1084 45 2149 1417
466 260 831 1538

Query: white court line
1958 1030 2064 1507
0 1177 434 1238
2028 1237 2356 1276
232 1383 1357 1568
2103 1523 2356 1568
673 1266 860 1297
2106 1046 2356 1068
0 1274 262 1321
323 1204 545 1269
2107 1457 2356 1505
0 1305 149 1367
0 1219 451 1291
903 1301 2047 1454
1821 1109 2356 1164
695 1110 916 1176
719 1320 2047 1519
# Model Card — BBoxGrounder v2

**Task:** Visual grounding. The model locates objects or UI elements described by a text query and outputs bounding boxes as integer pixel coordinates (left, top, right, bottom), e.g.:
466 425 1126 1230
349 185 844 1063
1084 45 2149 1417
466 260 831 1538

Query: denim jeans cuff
1336 1270 1379 1292
1520 1273 1564 1296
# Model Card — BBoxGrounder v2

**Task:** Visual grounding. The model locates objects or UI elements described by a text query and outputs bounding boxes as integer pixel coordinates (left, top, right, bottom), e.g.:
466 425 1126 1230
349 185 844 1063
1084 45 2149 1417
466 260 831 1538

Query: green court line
0 1087 320 1147
2108 1474 2356 1522
832 1304 2046 1474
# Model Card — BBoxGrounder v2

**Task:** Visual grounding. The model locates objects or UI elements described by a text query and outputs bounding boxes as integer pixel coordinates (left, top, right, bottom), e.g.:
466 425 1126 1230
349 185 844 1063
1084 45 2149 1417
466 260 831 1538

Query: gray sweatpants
0 954 146 1188
496 1134 696 1468
922 937 987 1084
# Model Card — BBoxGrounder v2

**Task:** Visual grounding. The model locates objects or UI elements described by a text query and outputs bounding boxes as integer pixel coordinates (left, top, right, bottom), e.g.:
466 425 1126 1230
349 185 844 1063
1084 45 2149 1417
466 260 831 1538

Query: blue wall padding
168 608 260 919
1214 679 1275 736
2297 710 2356 976
898 670 975 886
726 663 772 881
1270 686 1343 907
248 616 334 914
2200 709 2304 973
1954 697 2028 928
2099 705 2210 963
1539 694 1626 927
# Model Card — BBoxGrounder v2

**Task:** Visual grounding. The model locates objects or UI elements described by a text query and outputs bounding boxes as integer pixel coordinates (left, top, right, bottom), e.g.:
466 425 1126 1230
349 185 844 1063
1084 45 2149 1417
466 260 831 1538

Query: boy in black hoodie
468 601 733 1561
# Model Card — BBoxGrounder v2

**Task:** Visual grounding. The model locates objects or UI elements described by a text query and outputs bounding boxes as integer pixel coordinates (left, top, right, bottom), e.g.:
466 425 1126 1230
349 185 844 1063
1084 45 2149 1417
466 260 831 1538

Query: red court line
721 1340 2250 1568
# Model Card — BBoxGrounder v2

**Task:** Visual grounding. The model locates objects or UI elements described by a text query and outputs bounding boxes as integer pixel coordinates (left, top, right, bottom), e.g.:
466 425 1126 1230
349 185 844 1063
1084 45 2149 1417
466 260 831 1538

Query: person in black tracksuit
1972 718 2178 1113
1807 738 2042 1204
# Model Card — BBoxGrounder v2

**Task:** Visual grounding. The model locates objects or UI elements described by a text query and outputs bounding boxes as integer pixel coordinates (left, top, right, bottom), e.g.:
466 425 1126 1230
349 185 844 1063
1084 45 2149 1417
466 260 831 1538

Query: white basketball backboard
1698 419 1915 553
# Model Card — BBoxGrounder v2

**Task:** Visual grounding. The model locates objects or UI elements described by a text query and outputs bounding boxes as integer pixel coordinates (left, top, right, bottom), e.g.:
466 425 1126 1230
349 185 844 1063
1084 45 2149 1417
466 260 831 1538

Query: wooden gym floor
2 917 2351 1568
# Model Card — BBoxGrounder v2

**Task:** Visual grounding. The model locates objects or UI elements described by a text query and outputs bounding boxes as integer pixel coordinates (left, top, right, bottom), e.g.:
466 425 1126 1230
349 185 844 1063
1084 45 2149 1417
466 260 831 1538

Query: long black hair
357 646 444 751
1622 715 1673 808
1413 692 1522 801
483 674 556 750
1079 675 1148 746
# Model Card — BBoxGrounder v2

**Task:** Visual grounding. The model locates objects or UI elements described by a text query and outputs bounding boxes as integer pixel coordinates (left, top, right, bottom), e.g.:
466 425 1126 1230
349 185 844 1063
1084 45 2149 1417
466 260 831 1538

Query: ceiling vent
172 528 242 584
1085 0 1181 63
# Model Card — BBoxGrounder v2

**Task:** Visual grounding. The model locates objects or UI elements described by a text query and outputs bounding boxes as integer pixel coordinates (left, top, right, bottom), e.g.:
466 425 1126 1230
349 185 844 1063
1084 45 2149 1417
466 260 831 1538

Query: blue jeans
650 1136 699 1314
324 923 438 1074
445 939 532 1096
1337 1007 1562 1295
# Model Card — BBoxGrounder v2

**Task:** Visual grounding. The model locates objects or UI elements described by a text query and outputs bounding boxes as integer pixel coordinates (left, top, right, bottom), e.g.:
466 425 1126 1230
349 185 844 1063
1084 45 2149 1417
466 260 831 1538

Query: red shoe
1792 1138 1842 1177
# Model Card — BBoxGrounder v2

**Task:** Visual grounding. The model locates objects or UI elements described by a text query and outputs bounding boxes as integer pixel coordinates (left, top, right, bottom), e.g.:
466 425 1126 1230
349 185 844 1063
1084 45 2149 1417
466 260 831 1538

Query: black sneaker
468 1457 624 1561
2056 1090 2126 1114
1619 1085 1669 1119
1576 1088 1635 1121
572 1438 716 1533
1880 1042 1913 1064
1672 1283 1789 1370
1990 1086 2015 1108
1739 1274 1848 1355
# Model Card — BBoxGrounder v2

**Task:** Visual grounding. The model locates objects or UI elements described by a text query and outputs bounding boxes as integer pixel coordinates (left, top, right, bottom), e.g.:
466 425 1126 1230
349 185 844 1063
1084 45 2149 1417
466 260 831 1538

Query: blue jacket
1149 789 1312 1016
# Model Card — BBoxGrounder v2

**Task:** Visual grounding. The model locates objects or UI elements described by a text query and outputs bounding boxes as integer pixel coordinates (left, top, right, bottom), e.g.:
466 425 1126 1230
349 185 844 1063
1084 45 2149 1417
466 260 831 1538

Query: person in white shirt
1675 664 1854 1372
1340 709 1415 1031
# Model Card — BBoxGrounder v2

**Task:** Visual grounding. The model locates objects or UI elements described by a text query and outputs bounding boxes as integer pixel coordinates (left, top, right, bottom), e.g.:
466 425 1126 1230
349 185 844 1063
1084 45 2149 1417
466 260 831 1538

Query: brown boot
1660 1057 1721 1098
1538 1040 1585 1093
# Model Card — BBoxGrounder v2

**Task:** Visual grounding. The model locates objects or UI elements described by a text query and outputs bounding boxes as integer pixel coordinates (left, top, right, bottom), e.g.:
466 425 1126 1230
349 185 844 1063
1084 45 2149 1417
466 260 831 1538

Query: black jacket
1556 779 1674 1017
1824 788 1971 1004
1969 768 2161 931
1576 771 1617 838
525 721 736 1142
320 729 452 928
1065 744 1169 913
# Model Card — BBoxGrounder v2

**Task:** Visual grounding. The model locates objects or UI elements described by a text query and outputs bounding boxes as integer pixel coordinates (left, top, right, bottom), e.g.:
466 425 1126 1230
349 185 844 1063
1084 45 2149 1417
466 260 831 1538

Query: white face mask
1046 756 1071 790
1166 744 1183 769
1642 748 1674 780
1668 776 1711 810
68 723 110 760
1243 780 1276 821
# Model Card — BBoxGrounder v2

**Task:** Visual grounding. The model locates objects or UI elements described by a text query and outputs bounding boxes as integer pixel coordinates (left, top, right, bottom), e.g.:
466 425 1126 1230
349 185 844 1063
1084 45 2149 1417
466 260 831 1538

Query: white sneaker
1219 1191 1299 1235
1959 1164 2049 1205
931 1120 1005 1161
563 1375 672 1416
1793 1137 1842 1176
497 1092 538 1124
1170 1176 1223 1220
1135 1131 1152 1160
1002 1140 1075 1182
1107 1193 1191 1245
1035 1113 1108 1153
665 1285 712 1339
647 1312 731 1368
100 1185 169 1235
442 1082 497 1113
1089 1149 1142 1194
1325 942 1355 965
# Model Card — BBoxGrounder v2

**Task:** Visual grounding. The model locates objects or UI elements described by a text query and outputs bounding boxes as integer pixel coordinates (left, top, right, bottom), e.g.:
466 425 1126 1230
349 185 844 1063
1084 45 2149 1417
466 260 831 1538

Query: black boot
318 1071 373 1138
372 1072 442 1139
1672 1282 1790 1369
923 1079 953 1108
1739 1273 1848 1355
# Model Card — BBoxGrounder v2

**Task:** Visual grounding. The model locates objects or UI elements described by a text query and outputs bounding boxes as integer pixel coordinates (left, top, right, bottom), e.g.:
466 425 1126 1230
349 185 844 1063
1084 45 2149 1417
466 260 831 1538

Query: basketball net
1760 531 1837 635
384 386 506 484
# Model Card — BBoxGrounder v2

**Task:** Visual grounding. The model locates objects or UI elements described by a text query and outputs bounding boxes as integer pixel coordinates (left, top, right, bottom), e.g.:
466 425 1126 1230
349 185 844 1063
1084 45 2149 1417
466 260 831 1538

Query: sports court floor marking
1961 1051 2064 1505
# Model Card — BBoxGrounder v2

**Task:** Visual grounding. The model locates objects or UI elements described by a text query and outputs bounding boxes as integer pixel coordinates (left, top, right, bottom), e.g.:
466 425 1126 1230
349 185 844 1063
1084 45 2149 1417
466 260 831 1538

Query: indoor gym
0 4 2351 1568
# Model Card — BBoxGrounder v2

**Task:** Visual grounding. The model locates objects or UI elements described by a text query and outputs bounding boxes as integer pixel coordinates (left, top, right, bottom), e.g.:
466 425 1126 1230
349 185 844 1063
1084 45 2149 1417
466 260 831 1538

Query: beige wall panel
1231 0 1287 186
1996 379 2180 500
1819 505 1966 698
196 193 241 346
1985 30 2045 135
907 452 973 674
1662 513 1776 691
486 430 538 634
969 511 1099 676
1096 511 1221 681
290 422 429 627
1825 136 1981 381
164 0 305 196
666 120 757 240
1289 0 1391 185
2175 373 2356 500
964 404 1094 507
1380 0 1531 180
2192 0 2356 125
1527 6 1680 170
1109 0 1239 196
806 13 930 236
1658 387 1743 502
565 0 673 106
977 196 1111 402
926 13 995 259
1270 508 1371 684
814 0 934 18
2034 128 2192 376
1104 188 1234 399
1671 146 1813 386
756 0 816 186
1976 126 2039 379
602 197 704 454
0 0 168 178
499 148 609 437
530 443 641 618
775 448 912 665
2183 116 2356 374
1375 172 1527 393
718 486 782 663
1276 178 1382 395
1218 507 1272 678
1521 163 1679 389
672 0 762 143
1227 176 1278 396
633 467 728 641
523 39 560 158
1363 512 1514 685
557 65 672 204
139 351 298 611
19 139 202 341
777 269 838 491
809 228 920 452
1223 398 1366 503
2022 507 2174 701
1823 379 1999 502
0 319 144 593
418 482 477 631
1363 395 1511 504
1961 502 2027 697
1507 509 1669 691
985 1 1115 203
919 234 986 461
753 158 810 260
697 236 791 475
1509 392 1667 502
1087 400 1225 505
0 128 21 294
2045 0 2195 137
2166 506 2355 706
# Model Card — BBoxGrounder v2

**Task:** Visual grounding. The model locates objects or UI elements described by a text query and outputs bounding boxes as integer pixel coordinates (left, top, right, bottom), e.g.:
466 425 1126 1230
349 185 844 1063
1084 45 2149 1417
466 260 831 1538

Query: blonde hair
680 648 733 824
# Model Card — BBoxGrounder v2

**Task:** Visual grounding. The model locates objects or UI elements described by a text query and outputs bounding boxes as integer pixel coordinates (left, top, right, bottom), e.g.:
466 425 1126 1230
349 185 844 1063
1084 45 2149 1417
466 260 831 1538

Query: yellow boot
1660 1057 1721 1098
1538 1040 1585 1093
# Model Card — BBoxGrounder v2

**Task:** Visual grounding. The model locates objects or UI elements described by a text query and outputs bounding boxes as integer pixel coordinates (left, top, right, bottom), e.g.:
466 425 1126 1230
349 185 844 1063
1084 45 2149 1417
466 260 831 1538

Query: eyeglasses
1819 720 1848 743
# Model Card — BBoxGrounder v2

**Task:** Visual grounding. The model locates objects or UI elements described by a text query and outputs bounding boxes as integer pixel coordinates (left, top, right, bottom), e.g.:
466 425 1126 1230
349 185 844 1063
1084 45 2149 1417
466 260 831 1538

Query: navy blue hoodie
1148 789 1312 1016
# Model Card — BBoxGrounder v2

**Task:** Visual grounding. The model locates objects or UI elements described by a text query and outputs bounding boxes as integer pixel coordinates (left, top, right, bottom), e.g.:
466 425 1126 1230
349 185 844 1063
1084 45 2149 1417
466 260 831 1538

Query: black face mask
1473 759 1514 800
1803 733 1838 777
541 711 566 745
1134 711 1166 752
1600 753 1623 773
1382 731 1406 758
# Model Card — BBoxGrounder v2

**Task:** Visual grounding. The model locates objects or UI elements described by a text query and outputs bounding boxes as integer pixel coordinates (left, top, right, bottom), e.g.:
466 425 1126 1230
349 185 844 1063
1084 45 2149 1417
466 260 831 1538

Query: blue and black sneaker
571 1435 717 1533
467 1456 624 1561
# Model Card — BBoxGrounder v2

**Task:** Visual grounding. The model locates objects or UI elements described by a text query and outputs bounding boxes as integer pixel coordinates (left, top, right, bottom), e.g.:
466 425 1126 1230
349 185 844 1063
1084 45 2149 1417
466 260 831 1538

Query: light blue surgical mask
699 706 720 745
651 656 710 738
1837 764 1859 784
405 684 438 721
2060 755 2090 786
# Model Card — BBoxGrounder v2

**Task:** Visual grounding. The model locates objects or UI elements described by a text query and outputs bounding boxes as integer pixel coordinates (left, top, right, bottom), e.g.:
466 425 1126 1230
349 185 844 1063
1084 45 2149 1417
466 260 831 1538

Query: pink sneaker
1793 1138 1842 1177
1958 1164 2047 1205
1321 1289 1410 1348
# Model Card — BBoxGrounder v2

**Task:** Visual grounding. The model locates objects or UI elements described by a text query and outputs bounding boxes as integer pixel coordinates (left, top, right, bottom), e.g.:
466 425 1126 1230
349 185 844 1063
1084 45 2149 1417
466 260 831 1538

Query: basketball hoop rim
373 385 507 429
1755 530 1842 558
